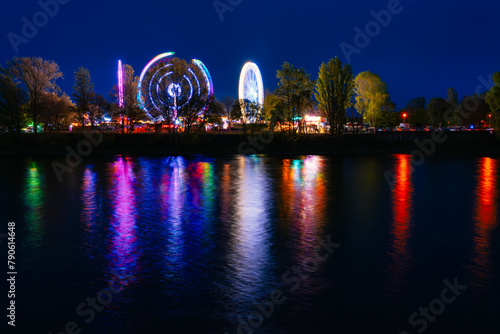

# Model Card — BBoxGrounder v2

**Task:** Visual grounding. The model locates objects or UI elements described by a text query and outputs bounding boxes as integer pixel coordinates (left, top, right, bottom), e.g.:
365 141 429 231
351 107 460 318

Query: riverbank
0 131 499 156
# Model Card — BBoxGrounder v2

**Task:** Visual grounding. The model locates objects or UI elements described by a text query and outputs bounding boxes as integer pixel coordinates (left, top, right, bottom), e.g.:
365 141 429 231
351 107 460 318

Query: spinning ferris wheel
137 52 214 121
239 62 264 123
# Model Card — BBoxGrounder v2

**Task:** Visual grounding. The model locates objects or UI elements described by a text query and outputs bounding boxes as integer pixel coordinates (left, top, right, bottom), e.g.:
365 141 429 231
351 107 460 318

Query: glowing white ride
137 52 214 121
238 62 264 123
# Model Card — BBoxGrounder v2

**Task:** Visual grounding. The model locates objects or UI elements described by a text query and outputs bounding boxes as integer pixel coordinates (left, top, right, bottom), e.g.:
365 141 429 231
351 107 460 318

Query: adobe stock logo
7 0 71 54
213 0 243 22
400 277 468 334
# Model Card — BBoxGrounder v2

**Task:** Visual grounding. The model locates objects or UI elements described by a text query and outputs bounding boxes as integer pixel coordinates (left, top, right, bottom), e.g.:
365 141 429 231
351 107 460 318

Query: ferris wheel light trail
193 59 214 100
239 62 264 123
137 52 213 121
137 52 175 112
118 60 124 108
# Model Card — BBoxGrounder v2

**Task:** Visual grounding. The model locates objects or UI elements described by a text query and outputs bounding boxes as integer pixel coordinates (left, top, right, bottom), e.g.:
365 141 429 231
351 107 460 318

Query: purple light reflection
159 157 186 273
107 157 139 287
81 167 100 255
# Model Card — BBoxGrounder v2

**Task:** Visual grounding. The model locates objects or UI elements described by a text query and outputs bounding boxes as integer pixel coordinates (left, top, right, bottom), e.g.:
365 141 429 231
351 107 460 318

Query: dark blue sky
1 0 499 108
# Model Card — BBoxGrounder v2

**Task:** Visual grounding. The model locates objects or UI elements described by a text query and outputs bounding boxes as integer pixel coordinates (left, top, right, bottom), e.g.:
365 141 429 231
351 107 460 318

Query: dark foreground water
1 154 499 334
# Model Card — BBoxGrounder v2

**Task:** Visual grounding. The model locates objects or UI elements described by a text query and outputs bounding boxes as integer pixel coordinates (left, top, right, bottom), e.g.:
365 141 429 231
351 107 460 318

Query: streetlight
489 114 492 127
402 113 407 128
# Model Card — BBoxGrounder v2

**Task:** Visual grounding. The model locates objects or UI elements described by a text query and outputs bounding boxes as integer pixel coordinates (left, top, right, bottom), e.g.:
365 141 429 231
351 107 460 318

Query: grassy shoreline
0 131 499 157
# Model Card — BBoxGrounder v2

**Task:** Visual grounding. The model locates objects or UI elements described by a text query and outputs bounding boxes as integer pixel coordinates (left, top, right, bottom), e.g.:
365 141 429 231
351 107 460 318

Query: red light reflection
390 155 413 259
387 154 414 289
471 157 498 283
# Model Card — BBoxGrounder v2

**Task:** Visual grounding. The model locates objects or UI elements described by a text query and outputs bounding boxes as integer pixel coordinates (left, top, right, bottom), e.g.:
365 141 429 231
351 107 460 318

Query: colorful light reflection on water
389 154 414 264
281 156 327 257
81 166 101 257
385 154 414 299
23 161 45 249
159 157 186 277
470 157 498 286
107 157 139 287
278 156 328 302
7 154 500 333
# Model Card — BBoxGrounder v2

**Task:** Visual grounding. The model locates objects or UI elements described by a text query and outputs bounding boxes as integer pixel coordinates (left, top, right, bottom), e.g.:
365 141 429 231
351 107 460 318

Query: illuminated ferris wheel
239 62 264 123
137 52 214 121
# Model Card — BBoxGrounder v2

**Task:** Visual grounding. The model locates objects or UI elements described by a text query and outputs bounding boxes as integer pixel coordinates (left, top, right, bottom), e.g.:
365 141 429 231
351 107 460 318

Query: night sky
1 0 499 108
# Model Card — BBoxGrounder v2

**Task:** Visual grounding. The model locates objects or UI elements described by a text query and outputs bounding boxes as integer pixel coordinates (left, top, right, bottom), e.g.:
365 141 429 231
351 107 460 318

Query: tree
230 100 242 124
377 109 400 128
181 87 211 134
262 89 279 123
446 87 458 108
0 68 27 134
444 87 461 126
263 90 286 131
153 71 178 130
39 91 74 131
485 73 500 130
6 57 63 133
457 94 491 128
121 64 144 133
239 98 262 124
426 97 449 127
353 71 391 127
110 64 143 133
204 97 225 130
221 96 235 130
315 57 355 134
345 106 358 124
276 62 314 133
232 99 261 134
72 67 94 129
405 97 428 127
87 93 108 129
444 88 488 127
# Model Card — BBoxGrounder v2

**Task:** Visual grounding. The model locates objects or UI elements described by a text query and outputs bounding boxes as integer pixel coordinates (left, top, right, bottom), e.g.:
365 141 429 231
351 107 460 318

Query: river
1 154 498 333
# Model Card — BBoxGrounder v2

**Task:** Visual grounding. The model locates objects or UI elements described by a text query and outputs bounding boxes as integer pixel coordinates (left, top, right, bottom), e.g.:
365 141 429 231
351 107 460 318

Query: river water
1 154 499 333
